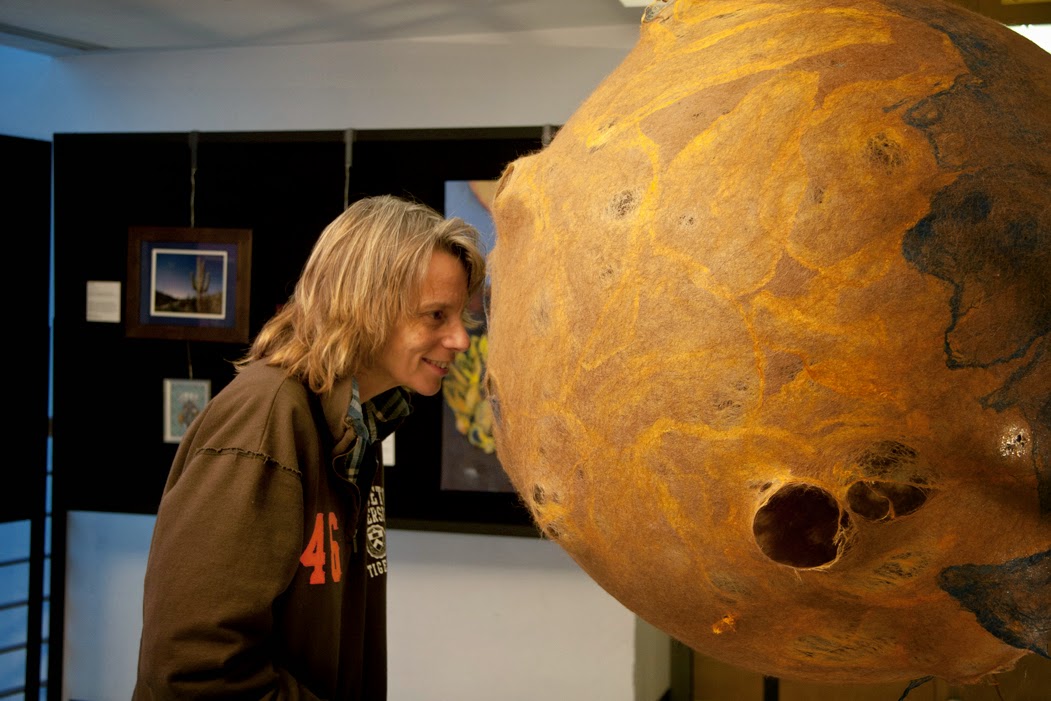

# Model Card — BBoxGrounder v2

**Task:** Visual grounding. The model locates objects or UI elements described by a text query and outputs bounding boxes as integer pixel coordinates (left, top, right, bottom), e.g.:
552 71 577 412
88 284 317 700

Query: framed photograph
126 226 252 342
163 378 211 444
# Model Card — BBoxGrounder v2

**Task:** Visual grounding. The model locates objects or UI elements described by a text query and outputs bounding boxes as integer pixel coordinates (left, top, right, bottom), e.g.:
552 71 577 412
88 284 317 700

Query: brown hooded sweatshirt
134 360 410 700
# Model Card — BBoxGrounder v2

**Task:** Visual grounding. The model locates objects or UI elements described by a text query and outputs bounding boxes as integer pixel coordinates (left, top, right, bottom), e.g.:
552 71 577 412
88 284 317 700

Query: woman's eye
430 310 446 322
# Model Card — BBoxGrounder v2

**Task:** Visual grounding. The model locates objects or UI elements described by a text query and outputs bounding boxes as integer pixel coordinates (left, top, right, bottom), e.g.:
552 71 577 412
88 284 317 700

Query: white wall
386 530 641 701
65 513 655 701
1 24 675 701
1 25 639 139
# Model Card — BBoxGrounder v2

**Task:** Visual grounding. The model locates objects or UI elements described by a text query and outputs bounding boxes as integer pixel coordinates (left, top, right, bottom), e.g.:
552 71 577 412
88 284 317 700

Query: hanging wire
343 128 355 210
187 131 200 380
185 341 194 380
189 131 199 227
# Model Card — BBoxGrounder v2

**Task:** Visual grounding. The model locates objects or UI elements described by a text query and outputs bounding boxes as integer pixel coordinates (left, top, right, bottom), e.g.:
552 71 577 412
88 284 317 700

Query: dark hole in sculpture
846 480 929 521
753 483 845 568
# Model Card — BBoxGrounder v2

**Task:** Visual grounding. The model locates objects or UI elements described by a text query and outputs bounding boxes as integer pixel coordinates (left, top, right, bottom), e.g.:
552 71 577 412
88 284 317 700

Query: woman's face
358 249 471 401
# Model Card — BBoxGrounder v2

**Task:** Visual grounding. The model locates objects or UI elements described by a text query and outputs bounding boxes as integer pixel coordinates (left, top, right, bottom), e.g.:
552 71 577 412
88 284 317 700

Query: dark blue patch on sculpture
902 170 1051 514
938 549 1051 657
884 0 999 76
901 171 1050 370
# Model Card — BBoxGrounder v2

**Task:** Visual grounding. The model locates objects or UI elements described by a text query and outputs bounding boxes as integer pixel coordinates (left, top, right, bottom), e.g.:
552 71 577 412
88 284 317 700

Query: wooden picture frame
126 226 252 343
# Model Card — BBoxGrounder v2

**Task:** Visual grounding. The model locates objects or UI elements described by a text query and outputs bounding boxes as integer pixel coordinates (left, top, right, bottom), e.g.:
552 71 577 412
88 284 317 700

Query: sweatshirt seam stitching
196 446 302 477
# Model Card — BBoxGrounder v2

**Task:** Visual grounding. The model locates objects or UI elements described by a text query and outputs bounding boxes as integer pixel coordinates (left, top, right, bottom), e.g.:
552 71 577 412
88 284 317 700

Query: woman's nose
447 318 470 352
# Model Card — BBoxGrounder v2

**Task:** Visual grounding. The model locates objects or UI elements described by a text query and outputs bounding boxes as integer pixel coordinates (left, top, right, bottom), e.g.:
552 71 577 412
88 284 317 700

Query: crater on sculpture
753 484 849 568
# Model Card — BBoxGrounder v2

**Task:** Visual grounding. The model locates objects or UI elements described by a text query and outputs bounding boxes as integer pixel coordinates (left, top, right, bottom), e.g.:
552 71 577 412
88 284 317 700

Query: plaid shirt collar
342 377 412 483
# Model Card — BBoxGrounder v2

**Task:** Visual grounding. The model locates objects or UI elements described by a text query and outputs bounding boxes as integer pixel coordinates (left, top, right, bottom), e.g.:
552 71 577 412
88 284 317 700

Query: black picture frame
347 126 553 538
126 225 252 343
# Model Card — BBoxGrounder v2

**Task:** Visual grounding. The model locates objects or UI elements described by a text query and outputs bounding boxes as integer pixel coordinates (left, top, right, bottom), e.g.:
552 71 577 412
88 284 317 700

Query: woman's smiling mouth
424 358 450 373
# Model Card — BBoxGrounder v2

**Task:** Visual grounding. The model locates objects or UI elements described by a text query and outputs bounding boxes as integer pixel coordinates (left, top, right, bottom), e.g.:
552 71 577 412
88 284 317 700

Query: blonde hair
237 195 485 394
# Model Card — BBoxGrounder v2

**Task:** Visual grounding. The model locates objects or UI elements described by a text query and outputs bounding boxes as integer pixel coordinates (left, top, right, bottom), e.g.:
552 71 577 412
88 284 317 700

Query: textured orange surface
487 0 1051 685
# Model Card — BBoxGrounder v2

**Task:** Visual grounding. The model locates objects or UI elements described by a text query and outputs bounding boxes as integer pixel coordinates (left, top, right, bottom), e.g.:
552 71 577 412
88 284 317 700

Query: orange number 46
300 512 343 584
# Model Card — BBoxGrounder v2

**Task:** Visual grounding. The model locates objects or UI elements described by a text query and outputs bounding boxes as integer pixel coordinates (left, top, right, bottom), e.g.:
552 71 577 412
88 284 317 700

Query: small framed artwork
163 378 211 444
126 226 252 343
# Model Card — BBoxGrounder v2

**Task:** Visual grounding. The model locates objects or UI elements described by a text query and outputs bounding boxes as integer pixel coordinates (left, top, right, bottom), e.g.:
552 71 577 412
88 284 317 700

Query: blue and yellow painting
441 180 513 493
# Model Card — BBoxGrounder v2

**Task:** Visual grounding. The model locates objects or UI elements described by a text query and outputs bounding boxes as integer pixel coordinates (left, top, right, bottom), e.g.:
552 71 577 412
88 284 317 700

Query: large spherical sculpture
485 0 1050 685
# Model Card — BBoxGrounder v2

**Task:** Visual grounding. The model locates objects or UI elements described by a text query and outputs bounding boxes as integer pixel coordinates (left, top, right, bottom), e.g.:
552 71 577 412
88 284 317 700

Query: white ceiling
0 0 648 56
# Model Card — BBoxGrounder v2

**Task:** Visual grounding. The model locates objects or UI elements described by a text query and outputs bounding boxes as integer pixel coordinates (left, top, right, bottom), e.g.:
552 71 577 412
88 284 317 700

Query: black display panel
52 128 546 536
1 134 51 525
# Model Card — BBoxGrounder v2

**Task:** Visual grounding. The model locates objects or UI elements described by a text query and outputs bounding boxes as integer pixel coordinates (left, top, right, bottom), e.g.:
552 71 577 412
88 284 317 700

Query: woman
134 195 486 700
